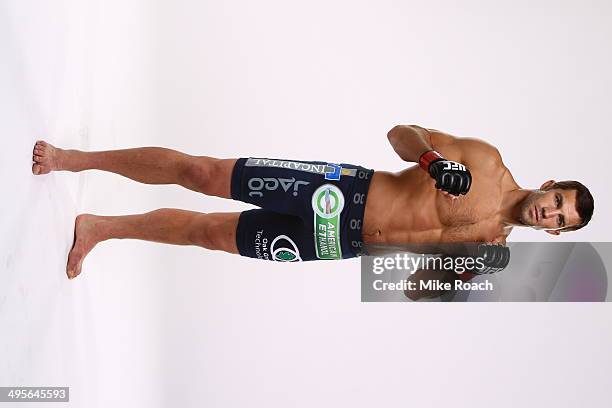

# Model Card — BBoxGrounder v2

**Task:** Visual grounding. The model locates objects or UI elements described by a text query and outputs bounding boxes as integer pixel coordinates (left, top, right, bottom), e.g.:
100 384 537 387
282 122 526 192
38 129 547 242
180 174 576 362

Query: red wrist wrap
419 150 444 171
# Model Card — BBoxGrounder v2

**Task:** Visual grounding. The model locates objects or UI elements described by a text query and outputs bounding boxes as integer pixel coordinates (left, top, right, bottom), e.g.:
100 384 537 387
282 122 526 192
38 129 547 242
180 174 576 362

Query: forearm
387 125 433 162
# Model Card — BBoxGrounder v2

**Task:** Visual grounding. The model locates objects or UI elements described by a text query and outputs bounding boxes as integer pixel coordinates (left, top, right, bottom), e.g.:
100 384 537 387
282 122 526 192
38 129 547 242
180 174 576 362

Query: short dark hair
545 180 594 232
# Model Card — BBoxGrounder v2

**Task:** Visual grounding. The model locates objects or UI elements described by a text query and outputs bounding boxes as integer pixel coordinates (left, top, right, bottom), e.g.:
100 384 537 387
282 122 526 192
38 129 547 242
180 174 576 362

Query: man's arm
403 244 511 301
387 124 502 166
386 124 462 163
387 125 472 196
387 125 432 162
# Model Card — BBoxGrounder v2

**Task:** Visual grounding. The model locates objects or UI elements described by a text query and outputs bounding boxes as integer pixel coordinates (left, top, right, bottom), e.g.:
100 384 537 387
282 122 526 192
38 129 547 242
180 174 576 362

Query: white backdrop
1 0 611 407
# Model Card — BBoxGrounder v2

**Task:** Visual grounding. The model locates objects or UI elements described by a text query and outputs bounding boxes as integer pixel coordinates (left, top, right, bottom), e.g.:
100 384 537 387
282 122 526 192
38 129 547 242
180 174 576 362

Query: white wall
1 0 611 407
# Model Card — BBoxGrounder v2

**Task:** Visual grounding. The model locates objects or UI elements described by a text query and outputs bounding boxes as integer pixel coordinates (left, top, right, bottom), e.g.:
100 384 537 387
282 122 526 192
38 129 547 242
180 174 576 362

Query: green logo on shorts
271 235 302 262
275 250 297 261
312 184 345 260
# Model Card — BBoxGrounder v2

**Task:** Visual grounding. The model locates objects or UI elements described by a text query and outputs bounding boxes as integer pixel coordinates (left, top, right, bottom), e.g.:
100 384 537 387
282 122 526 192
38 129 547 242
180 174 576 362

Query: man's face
519 181 582 235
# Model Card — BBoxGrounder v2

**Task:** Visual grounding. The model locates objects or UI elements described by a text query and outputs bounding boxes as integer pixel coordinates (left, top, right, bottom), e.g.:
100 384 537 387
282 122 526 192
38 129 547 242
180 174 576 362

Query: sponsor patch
324 163 342 180
254 230 302 262
271 235 302 262
247 177 309 198
245 158 357 178
312 184 345 260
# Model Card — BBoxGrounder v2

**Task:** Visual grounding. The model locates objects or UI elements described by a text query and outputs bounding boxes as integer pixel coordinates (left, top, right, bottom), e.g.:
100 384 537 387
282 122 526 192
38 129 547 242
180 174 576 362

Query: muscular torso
362 142 516 246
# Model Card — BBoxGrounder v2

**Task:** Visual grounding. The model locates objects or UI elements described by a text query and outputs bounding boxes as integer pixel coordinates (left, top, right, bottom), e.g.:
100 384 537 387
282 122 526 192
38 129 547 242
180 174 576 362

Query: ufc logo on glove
443 162 466 171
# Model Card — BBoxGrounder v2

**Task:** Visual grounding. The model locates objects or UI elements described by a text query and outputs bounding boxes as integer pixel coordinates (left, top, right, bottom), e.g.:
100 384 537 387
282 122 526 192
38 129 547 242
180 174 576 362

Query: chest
437 196 497 225
435 180 504 241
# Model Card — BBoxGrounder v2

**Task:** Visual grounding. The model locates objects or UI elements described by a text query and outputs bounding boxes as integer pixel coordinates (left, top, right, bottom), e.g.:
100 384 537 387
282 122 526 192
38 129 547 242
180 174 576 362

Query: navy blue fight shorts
231 158 374 262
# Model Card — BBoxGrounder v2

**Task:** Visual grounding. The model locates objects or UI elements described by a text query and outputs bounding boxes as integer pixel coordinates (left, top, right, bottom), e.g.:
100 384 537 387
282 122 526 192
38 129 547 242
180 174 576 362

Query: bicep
427 130 464 161
435 134 503 169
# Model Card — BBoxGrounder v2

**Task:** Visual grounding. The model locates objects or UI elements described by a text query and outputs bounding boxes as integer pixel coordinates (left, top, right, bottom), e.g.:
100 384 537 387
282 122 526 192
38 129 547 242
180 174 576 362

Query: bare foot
67 214 104 279
32 140 65 175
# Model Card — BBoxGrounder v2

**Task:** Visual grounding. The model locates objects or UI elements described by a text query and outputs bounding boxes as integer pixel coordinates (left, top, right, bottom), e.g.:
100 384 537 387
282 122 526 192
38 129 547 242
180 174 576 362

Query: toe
68 267 80 279
67 254 77 272
32 163 41 175
66 248 82 277
67 258 82 279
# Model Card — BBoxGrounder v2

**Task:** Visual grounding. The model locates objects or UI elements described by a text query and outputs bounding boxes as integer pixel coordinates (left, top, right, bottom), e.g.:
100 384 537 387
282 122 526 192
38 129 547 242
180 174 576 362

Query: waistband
343 167 374 258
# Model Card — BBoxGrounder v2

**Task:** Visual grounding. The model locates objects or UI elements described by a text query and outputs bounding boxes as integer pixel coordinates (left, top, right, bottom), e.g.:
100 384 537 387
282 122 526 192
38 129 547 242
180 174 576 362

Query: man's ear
541 180 556 190
545 229 560 236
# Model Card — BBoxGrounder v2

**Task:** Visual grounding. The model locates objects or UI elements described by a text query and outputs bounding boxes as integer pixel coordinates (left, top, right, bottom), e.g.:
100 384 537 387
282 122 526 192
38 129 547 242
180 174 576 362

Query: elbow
387 124 417 138
387 125 405 143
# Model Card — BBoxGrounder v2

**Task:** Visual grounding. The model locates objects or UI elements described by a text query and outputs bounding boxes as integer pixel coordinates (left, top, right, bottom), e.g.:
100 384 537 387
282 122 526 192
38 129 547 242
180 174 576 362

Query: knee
188 216 214 249
188 214 235 251
181 157 218 193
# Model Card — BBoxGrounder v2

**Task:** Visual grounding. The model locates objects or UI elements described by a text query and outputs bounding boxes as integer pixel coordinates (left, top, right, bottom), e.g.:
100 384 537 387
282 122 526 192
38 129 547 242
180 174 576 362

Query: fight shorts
231 158 374 261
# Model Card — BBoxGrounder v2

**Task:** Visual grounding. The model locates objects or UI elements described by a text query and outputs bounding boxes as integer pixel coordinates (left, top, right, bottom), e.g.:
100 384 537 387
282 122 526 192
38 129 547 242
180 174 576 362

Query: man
31 125 594 279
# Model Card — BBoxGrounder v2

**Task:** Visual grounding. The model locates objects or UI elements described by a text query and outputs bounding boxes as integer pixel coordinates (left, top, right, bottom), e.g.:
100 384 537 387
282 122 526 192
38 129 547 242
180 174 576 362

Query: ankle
53 148 68 171
76 214 108 244
91 216 113 242
57 149 83 172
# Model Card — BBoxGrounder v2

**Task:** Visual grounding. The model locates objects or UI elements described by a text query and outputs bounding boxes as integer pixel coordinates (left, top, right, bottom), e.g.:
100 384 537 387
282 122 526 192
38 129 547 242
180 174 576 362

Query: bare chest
436 180 504 241
363 170 506 244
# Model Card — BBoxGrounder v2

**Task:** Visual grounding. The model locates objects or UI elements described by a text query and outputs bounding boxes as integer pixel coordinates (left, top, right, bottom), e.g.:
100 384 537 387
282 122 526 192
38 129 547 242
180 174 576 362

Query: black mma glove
419 150 472 196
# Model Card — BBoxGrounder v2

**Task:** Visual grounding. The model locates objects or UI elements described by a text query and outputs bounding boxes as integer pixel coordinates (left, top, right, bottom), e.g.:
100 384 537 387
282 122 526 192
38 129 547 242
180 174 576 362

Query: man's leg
67 209 240 279
32 141 236 198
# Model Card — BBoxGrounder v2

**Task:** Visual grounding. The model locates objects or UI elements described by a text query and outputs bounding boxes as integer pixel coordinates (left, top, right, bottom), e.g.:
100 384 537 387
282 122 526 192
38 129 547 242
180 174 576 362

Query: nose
542 207 562 219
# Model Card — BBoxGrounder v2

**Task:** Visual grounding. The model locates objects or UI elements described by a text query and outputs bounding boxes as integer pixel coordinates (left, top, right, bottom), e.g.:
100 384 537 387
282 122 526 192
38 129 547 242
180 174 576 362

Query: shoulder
458 138 507 178
428 130 503 168
456 137 503 168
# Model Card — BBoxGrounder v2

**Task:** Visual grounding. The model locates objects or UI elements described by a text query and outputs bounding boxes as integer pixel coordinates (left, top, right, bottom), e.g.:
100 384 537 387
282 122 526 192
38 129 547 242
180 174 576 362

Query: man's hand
419 150 472 196
472 244 510 275
429 158 472 196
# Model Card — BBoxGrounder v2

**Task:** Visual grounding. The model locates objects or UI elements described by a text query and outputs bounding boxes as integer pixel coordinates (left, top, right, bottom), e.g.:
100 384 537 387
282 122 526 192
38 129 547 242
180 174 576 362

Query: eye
557 215 563 227
555 195 561 208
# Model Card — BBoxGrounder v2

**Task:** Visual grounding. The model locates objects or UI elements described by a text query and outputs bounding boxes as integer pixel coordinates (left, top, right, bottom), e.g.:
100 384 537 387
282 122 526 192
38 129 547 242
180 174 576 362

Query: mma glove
419 150 472 196
441 243 511 276
473 244 511 275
